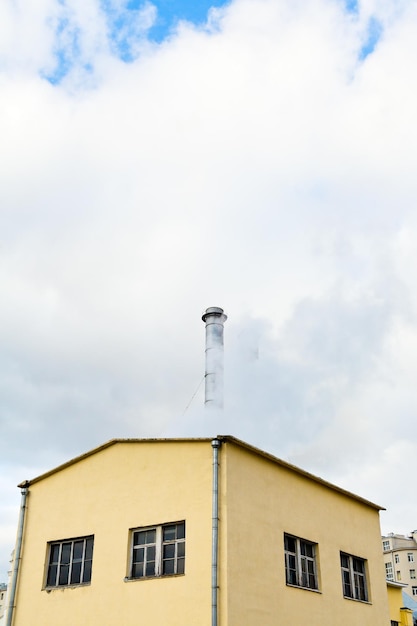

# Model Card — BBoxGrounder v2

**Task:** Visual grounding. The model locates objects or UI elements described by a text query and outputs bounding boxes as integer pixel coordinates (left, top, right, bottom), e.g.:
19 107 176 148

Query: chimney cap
202 307 227 323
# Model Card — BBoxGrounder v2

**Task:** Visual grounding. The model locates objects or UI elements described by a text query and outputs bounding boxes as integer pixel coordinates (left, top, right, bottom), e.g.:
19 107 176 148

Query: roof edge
17 437 213 488
18 434 385 511
217 435 385 511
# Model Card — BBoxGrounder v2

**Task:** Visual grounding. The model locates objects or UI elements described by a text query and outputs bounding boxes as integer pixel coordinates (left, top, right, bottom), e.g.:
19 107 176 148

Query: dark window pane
177 557 185 574
343 571 352 597
163 525 176 541
73 541 84 561
49 545 60 564
146 530 156 544
177 523 185 539
301 542 314 558
83 560 92 583
341 554 349 568
70 561 82 584
47 564 57 587
355 574 367 601
59 564 70 586
177 542 185 558
135 531 147 545
147 546 155 561
132 563 143 578
133 547 144 563
285 551 298 586
145 560 156 576
285 536 296 553
163 559 175 575
85 538 94 560
61 543 71 565
163 544 175 559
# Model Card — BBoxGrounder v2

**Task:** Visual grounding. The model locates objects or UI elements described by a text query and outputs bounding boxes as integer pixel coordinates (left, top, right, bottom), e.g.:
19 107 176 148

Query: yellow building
387 581 414 626
8 436 390 625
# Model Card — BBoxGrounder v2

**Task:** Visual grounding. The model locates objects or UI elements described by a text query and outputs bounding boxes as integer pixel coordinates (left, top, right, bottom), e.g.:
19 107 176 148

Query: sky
1 0 417 582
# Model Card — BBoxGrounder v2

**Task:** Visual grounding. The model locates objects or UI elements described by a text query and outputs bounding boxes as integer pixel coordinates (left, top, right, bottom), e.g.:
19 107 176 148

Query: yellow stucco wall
387 584 402 623
13 440 213 626
219 441 390 626
387 584 414 626
12 437 391 626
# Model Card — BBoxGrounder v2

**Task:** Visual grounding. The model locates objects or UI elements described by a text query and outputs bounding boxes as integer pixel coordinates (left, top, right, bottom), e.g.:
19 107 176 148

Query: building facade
0 583 7 622
383 532 417 599
8 436 390 625
386 581 414 626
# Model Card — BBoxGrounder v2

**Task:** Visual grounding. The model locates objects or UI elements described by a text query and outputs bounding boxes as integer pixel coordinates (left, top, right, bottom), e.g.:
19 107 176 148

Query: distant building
8 436 390 626
0 583 7 621
386 580 414 626
383 532 417 599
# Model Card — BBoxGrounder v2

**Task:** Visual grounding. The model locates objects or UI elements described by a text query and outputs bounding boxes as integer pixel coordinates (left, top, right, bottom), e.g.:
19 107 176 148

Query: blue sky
44 0 383 84
131 0 228 40
1 0 417 583
46 0 231 82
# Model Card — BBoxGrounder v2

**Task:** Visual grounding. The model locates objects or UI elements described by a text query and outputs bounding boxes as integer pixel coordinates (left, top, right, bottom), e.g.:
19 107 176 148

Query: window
284 534 318 590
395 554 400 564
385 562 394 580
46 536 93 587
397 571 402 581
340 553 368 602
412 586 417 597
391 621 399 626
408 553 415 563
383 540 390 551
410 569 416 580
130 521 185 579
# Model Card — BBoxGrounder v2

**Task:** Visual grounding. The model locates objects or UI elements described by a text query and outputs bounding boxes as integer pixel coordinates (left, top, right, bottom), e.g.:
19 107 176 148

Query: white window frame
408 553 414 563
284 533 319 590
385 562 394 580
45 535 94 588
340 552 368 602
129 521 185 580
410 569 416 580
412 586 417 597
383 540 390 551
395 554 400 564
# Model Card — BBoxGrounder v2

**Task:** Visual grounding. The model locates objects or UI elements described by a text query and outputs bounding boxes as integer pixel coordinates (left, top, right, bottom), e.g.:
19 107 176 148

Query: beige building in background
383 532 417 599
0 583 7 621
8 436 390 625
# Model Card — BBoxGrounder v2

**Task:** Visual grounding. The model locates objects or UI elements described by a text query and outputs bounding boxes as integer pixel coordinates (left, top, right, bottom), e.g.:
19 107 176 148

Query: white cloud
1 0 417 579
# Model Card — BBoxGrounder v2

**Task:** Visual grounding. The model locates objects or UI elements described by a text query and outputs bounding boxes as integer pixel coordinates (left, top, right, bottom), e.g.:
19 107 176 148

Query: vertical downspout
211 438 221 626
6 484 29 626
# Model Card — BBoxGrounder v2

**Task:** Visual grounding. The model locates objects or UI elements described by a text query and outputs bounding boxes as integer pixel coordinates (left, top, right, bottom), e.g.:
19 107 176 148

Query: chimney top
202 307 228 323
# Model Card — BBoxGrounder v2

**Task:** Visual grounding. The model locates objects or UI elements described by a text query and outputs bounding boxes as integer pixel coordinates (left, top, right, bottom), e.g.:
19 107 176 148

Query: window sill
124 573 185 582
343 596 372 604
285 583 321 594
44 582 91 593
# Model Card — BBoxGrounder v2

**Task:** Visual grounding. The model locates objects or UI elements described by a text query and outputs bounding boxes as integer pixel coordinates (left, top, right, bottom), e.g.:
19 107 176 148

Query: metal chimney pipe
202 307 227 409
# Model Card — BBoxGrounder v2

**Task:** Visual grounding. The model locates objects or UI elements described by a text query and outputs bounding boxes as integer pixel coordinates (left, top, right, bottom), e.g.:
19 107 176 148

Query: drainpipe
211 438 221 626
6 483 29 626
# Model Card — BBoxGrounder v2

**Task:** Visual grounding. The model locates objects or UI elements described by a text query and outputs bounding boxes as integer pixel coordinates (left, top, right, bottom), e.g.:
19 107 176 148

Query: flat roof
18 435 384 511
